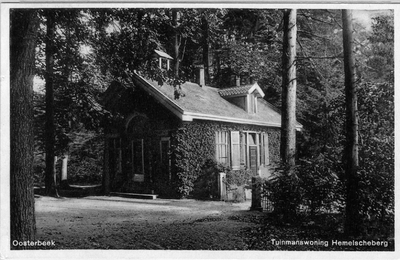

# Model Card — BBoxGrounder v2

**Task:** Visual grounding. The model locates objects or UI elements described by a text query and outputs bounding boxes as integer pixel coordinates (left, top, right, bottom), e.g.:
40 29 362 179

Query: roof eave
182 112 282 128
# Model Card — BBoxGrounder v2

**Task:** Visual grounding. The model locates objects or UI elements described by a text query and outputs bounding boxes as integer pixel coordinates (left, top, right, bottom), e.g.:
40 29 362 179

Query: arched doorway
124 114 151 193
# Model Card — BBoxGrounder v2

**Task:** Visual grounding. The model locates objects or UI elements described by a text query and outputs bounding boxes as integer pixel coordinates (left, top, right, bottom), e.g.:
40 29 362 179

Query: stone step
109 192 158 200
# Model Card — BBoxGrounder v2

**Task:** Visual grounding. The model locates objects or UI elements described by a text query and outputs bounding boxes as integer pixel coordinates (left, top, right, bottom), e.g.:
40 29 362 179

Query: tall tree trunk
215 42 220 83
272 9 298 221
44 10 59 197
172 9 183 100
10 9 38 248
58 16 73 189
172 9 180 78
342 9 360 237
202 15 210 85
280 9 297 168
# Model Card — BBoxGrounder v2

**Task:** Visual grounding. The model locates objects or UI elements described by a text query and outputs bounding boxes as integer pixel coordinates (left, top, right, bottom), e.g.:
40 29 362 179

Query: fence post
250 177 263 211
218 172 226 201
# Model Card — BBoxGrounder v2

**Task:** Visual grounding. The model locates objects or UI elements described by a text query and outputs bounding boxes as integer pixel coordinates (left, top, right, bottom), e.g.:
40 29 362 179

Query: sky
353 9 391 31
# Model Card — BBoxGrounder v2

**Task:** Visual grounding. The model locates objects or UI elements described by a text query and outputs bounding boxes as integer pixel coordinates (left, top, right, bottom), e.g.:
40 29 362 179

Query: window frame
215 130 270 171
160 137 171 181
131 138 145 177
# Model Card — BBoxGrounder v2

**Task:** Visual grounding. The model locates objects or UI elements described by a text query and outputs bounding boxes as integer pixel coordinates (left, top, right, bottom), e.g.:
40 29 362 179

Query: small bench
110 192 158 200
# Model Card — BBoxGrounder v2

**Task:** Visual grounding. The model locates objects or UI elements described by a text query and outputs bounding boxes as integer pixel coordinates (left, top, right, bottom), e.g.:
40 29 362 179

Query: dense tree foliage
34 9 111 191
356 12 394 83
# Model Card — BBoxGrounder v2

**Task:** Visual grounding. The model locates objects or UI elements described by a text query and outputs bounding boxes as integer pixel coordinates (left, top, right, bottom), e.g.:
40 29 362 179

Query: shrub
33 133 104 187
356 82 394 237
191 160 256 201
296 156 344 215
191 159 221 200
226 168 254 187
263 158 344 222
68 157 103 185
224 168 254 202
263 163 302 221
67 135 103 185
33 151 45 186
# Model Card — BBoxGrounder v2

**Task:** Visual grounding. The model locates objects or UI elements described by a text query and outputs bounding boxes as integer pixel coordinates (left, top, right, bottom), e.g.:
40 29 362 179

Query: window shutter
215 131 229 164
259 133 264 166
215 131 219 161
263 133 270 165
231 131 240 170
240 132 246 166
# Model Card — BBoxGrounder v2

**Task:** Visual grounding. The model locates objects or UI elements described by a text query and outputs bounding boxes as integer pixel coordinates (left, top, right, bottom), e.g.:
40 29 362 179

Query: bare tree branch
298 30 331 41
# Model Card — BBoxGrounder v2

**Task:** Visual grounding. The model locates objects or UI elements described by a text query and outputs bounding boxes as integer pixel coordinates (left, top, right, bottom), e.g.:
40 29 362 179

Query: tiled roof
130 72 297 129
218 83 265 98
218 85 253 97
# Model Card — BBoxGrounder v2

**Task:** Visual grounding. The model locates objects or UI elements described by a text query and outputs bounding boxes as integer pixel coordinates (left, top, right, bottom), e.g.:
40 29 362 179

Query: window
215 131 270 171
158 57 170 70
161 58 168 69
230 131 240 170
248 132 256 145
160 137 171 181
160 138 170 164
247 133 258 173
254 96 258 113
261 133 270 165
247 94 257 114
132 139 145 177
215 131 229 164
240 132 247 167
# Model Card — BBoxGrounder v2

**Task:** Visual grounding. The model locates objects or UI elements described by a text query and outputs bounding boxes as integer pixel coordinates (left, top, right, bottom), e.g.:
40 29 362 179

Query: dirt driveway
35 195 263 250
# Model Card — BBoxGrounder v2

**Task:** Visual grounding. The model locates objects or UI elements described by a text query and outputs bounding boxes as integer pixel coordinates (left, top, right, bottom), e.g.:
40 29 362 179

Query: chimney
235 75 241 87
195 64 205 87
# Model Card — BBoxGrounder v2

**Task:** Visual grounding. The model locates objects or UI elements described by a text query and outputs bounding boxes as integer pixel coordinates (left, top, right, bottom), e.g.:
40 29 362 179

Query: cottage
102 50 301 198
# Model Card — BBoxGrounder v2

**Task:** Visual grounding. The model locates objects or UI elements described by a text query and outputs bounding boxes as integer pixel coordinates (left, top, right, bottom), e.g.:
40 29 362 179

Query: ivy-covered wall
104 82 281 198
170 120 280 197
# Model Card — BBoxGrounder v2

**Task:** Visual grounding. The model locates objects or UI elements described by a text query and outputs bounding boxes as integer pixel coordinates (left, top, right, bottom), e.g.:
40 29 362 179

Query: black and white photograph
0 2 396 259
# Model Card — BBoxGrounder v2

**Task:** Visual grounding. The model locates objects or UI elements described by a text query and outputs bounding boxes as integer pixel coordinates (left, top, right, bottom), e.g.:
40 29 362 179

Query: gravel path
35 196 263 250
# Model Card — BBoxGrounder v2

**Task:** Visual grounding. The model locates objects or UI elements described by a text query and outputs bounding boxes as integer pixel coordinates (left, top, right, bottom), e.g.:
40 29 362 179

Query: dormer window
248 93 258 114
154 50 173 71
161 58 169 70
218 82 264 114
